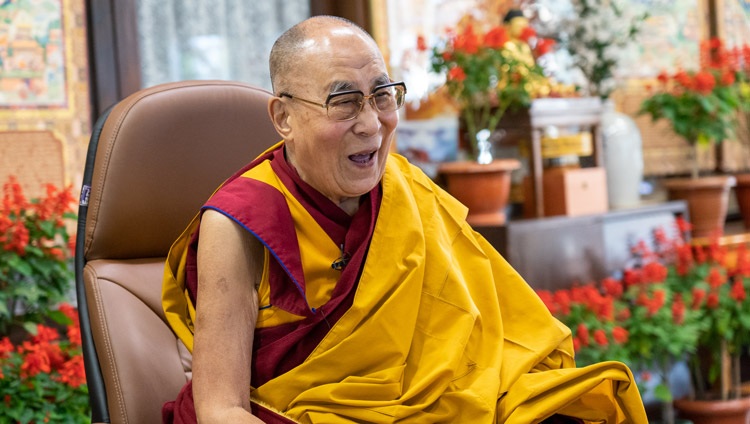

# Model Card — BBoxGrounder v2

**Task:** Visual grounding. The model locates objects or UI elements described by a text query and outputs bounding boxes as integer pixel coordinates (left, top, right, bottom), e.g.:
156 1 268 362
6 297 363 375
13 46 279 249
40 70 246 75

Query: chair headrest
83 80 277 260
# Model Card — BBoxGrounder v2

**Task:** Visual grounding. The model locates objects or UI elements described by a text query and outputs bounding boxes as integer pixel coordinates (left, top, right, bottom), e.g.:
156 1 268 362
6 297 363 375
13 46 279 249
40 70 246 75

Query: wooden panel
0 131 65 198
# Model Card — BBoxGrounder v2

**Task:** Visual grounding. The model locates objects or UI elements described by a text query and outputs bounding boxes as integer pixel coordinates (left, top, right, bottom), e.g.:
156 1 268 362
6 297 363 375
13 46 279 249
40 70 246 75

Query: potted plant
0 304 90 422
537 221 705 424
539 218 750 423
639 38 745 238
729 43 750 229
669 231 750 423
0 175 77 335
427 15 553 224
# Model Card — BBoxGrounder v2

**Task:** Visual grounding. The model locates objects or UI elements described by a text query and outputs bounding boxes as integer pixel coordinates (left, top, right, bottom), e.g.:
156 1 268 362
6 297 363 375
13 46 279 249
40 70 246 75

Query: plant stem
691 143 699 179
732 352 742 399
691 354 706 399
661 397 675 424
721 339 730 401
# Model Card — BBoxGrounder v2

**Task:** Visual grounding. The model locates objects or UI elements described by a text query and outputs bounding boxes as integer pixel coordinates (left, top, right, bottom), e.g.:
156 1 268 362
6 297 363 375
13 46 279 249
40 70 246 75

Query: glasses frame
279 81 406 121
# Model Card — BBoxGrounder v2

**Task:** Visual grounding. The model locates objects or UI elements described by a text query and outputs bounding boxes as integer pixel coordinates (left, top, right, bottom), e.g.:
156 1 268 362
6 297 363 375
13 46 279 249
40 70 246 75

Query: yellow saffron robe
163 147 648 423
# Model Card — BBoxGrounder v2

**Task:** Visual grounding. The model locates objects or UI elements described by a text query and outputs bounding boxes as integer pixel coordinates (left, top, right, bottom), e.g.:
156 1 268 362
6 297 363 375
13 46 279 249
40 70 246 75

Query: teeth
349 152 374 164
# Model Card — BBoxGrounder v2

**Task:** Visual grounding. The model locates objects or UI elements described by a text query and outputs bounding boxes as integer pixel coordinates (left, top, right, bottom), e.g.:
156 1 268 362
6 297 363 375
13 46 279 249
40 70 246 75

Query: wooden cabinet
496 97 605 218
539 167 608 217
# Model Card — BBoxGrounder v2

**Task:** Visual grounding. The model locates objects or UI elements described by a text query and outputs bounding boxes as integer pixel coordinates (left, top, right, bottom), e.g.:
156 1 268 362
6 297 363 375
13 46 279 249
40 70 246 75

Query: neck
337 196 360 216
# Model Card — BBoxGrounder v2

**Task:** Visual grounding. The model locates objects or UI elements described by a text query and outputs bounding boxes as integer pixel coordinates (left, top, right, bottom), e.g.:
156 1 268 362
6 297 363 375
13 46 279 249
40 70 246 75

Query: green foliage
0 305 89 423
429 23 549 159
0 176 77 334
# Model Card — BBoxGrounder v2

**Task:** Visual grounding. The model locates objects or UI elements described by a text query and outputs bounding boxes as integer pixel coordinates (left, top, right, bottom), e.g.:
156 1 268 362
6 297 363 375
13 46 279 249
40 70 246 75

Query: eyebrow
328 74 392 94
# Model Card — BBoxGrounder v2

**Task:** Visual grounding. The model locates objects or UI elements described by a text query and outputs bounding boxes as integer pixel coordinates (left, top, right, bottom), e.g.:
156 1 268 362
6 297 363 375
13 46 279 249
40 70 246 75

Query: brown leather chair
75 80 278 423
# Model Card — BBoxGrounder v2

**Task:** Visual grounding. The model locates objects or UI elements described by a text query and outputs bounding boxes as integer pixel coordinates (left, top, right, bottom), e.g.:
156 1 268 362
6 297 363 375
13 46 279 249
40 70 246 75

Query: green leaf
654 383 673 402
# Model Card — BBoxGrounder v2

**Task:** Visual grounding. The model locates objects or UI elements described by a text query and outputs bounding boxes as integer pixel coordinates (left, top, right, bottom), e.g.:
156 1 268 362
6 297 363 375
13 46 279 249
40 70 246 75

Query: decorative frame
0 0 91 196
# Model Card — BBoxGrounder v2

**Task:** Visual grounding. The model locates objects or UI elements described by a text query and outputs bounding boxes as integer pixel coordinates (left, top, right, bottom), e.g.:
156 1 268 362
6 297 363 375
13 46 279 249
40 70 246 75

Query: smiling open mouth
349 151 375 164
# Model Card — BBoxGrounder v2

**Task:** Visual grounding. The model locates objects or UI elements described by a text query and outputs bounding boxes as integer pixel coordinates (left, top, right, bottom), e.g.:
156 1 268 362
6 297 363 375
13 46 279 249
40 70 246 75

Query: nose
354 96 381 135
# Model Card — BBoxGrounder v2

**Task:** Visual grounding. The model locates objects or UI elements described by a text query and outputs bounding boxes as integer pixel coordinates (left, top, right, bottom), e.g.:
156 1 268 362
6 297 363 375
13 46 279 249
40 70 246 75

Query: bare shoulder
198 209 264 286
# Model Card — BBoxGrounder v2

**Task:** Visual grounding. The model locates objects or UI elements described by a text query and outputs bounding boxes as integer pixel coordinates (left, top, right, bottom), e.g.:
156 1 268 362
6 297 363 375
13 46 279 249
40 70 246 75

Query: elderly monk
161 15 647 424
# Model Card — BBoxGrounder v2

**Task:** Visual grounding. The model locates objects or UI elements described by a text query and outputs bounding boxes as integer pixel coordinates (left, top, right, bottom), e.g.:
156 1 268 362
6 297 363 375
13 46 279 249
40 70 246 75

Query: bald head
269 15 378 94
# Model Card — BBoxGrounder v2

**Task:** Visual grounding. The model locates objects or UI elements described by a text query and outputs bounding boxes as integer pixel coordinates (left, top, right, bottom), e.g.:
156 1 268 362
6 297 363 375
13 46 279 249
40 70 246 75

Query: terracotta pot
663 175 736 238
734 173 750 230
674 396 750 424
438 159 521 226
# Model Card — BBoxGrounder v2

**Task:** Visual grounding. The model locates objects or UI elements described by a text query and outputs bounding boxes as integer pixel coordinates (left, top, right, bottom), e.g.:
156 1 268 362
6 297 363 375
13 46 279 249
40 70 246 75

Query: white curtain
136 0 310 90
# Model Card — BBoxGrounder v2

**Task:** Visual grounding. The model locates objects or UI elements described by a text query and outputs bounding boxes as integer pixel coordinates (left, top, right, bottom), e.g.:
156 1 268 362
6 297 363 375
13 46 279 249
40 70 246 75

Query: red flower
672 294 686 325
593 329 608 347
553 290 571 315
20 344 52 378
534 38 556 56
692 287 706 310
601 277 623 297
447 66 466 82
519 26 536 43
720 70 736 86
55 356 86 388
483 26 508 49
577 323 590 346
707 292 720 309
643 262 668 283
416 35 428 52
694 71 716 94
537 290 556 315
657 71 670 85
0 337 12 359
612 326 629 344
31 324 60 344
623 268 642 287
707 267 726 289
452 24 479 54
731 277 747 302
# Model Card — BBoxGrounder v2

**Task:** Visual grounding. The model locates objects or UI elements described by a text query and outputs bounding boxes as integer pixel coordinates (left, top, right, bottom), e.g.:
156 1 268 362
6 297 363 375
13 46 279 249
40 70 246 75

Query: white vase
601 99 643 209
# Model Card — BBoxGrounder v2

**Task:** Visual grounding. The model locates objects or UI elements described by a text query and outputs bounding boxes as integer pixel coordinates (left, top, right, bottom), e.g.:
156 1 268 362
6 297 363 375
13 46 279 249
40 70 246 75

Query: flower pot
674 396 750 424
734 173 750 230
663 175 736 238
438 159 521 226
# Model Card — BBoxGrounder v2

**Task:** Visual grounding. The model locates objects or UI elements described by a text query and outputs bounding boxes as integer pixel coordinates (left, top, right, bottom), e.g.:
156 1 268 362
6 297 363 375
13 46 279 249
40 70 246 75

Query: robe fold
162 142 648 423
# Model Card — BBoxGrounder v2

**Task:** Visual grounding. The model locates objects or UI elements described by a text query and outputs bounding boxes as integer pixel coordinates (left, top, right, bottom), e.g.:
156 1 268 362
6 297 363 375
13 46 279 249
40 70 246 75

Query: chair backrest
75 80 278 423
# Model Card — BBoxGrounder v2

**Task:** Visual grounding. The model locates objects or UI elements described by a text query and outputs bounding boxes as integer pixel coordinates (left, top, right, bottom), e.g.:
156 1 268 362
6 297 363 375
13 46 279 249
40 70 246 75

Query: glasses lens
327 93 364 120
373 84 405 113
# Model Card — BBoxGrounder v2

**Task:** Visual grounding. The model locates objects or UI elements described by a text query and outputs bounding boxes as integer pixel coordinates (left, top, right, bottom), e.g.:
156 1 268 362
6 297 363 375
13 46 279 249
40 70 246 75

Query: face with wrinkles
269 24 398 213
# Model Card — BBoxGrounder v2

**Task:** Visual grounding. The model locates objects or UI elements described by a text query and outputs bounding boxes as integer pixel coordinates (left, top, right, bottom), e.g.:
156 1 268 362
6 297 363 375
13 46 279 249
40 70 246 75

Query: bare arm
192 209 265 423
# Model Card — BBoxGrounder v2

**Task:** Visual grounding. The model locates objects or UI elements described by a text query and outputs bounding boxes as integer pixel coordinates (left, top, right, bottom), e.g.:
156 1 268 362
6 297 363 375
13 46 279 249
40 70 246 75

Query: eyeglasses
279 81 407 121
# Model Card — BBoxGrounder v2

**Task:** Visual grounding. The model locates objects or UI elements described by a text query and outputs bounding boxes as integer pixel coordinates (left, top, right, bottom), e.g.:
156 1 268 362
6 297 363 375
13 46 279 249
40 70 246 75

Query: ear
268 97 293 139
